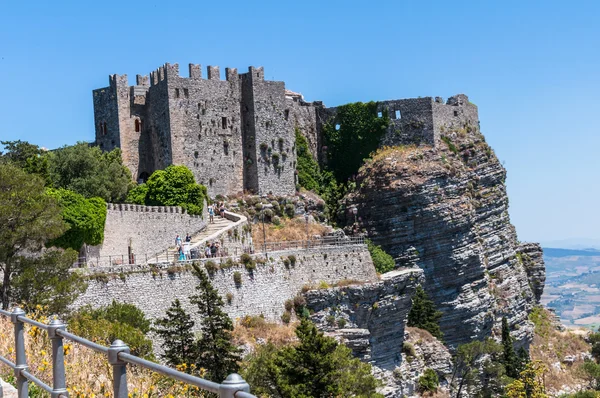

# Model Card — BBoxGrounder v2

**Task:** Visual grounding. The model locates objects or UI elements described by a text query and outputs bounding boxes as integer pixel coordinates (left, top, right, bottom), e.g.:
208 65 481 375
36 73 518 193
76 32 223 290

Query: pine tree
516 346 530 375
153 299 195 368
502 316 519 378
407 285 444 340
190 264 240 382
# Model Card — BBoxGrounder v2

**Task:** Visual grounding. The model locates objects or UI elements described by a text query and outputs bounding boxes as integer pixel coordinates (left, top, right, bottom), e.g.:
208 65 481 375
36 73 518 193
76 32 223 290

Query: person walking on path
219 203 225 218
208 205 214 223
175 234 182 247
185 233 191 243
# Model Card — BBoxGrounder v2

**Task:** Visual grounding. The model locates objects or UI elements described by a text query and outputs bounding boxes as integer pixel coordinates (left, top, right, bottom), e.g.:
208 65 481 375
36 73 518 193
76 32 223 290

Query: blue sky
0 0 598 244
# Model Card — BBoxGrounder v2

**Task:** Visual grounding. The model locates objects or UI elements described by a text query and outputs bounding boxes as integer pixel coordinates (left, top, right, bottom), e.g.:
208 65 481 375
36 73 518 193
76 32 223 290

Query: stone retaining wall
73 245 377 327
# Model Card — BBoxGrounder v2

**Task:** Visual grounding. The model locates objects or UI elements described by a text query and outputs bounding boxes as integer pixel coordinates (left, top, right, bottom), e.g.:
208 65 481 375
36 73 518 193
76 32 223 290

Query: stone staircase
150 215 235 263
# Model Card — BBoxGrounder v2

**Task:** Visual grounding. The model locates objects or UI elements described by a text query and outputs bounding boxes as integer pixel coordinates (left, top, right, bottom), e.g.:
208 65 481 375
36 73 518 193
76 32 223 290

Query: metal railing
75 235 365 269
0 307 255 398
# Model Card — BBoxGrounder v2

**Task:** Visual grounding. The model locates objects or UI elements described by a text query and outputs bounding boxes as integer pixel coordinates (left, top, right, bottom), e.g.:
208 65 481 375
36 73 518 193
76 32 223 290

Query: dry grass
232 315 297 349
405 326 439 344
251 217 330 243
0 309 212 397
529 307 591 394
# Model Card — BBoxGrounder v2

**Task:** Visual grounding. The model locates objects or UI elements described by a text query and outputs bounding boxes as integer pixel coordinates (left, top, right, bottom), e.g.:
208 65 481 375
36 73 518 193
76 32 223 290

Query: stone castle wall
86 203 208 266
74 245 378 328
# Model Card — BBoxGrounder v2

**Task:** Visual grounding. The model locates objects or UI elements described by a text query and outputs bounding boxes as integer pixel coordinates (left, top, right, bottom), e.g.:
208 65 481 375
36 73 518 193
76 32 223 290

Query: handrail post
11 308 28 398
219 373 250 398
48 318 68 398
107 340 130 398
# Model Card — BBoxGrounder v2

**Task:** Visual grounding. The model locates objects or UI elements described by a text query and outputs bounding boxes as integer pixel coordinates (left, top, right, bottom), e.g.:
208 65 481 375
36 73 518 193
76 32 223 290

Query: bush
327 315 336 326
418 368 439 392
222 258 236 269
366 239 395 274
205 260 218 273
272 215 281 226
284 299 294 312
241 315 267 329
293 295 307 314
226 292 233 304
281 311 292 324
283 258 291 267
245 260 256 272
285 203 295 218
288 255 297 266
337 318 347 328
402 341 416 357
240 253 252 265
233 271 242 286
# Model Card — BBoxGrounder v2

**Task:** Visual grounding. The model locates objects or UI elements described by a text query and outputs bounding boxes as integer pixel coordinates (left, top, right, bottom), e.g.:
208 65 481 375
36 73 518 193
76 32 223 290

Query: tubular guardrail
75 235 366 268
0 307 255 398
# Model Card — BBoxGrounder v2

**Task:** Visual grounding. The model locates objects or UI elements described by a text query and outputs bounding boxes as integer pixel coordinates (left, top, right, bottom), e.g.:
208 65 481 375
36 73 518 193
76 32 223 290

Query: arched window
135 119 140 132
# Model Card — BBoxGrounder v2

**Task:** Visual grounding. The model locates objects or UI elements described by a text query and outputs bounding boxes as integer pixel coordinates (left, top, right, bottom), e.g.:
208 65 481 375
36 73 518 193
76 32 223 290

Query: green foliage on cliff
451 338 504 396
295 128 322 192
0 140 49 179
323 101 389 182
407 286 444 340
68 301 154 358
418 368 439 392
366 239 396 273
48 143 133 202
46 188 107 251
126 165 207 215
242 318 383 398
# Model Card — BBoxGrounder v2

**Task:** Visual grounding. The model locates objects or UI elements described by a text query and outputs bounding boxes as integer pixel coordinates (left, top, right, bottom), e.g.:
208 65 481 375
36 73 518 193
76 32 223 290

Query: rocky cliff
340 123 545 348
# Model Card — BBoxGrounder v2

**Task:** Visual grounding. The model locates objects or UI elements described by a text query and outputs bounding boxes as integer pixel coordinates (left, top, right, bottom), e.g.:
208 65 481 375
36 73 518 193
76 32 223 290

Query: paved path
151 215 235 263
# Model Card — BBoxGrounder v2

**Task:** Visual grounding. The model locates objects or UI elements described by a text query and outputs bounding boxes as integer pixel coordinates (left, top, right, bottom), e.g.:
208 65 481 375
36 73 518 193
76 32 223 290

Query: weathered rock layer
341 124 544 348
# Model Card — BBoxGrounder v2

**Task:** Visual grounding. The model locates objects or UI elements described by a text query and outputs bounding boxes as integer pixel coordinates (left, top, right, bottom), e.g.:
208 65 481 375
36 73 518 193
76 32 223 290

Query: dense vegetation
127 165 208 215
407 285 444 340
366 238 396 273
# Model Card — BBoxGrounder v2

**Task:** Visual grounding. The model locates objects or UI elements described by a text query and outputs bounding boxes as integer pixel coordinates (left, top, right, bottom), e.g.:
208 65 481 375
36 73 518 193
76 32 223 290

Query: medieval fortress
93 62 479 197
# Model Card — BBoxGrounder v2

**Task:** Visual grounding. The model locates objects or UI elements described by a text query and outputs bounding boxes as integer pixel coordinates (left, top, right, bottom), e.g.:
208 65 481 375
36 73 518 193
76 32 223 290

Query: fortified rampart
86 203 208 266
73 245 378 328
94 62 478 197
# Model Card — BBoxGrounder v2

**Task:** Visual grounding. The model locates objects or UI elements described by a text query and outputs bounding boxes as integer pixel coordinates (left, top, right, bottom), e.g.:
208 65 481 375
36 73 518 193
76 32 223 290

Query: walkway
151 215 236 263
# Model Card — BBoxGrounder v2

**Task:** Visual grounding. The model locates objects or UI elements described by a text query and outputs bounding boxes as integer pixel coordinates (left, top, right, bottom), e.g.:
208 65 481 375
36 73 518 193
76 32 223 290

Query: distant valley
542 247 600 328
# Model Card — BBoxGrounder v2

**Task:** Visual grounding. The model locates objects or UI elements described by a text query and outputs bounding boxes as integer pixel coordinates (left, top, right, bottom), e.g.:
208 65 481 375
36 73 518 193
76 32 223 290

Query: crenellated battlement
106 203 202 218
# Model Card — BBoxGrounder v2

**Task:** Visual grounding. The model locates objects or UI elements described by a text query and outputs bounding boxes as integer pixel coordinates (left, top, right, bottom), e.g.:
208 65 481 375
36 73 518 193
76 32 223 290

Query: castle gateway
93 62 478 197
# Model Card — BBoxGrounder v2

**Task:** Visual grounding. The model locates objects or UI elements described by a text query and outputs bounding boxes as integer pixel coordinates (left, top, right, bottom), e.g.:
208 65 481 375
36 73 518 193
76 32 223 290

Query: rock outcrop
305 268 424 369
517 242 546 303
341 123 543 348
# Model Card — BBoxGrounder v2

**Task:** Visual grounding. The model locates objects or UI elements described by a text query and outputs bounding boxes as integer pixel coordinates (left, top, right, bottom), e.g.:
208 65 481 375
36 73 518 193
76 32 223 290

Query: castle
93 62 479 197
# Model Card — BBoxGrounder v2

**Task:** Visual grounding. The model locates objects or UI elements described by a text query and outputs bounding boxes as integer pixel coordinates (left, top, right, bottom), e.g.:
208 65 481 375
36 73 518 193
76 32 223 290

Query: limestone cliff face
341 126 543 348
517 242 546 303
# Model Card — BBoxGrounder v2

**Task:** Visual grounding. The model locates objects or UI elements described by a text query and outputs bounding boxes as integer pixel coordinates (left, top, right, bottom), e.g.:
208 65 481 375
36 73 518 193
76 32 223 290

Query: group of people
175 233 192 261
204 241 222 258
207 202 226 223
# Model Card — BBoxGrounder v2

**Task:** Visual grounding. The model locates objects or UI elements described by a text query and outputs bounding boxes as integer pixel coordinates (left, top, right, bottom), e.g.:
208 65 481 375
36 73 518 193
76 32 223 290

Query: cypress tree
502 316 519 378
407 285 444 340
190 264 240 382
153 299 195 368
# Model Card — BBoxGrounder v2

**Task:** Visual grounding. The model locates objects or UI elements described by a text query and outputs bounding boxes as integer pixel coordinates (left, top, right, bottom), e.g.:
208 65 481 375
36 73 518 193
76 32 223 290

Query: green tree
504 360 548 398
323 101 389 182
502 316 519 378
46 188 107 251
407 285 444 340
242 319 382 398
581 360 600 391
295 128 322 192
68 303 153 358
94 299 151 334
418 368 439 393
0 163 67 309
190 264 240 381
451 338 503 397
0 140 49 180
366 239 395 273
127 165 207 215
11 248 86 315
48 143 133 202
153 299 196 368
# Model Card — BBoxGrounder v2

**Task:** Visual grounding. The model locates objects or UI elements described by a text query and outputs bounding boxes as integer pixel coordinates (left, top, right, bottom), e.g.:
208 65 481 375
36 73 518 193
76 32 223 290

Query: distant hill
543 247 600 258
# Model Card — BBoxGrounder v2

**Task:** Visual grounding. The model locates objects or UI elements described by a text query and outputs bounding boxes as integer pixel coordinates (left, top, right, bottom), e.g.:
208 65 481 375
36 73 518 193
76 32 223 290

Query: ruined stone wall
87 203 207 266
287 97 322 161
241 67 296 196
74 245 378 327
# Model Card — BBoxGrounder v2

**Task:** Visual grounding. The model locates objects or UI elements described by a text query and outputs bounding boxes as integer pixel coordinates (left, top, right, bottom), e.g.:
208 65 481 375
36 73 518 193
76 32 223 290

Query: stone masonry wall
87 203 208 266
74 245 378 329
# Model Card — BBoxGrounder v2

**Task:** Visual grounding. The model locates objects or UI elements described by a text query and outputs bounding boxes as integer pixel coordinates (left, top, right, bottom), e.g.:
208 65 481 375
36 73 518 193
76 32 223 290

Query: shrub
318 281 330 289
240 253 252 265
233 272 242 286
284 299 294 312
272 215 281 226
418 368 439 392
245 260 256 272
241 315 267 329
205 260 218 274
326 315 336 326
337 318 347 328
226 292 233 304
288 255 297 266
293 295 306 314
366 239 395 274
281 311 292 324
222 258 236 269
285 203 295 218
441 135 459 154
402 341 416 357
283 258 291 267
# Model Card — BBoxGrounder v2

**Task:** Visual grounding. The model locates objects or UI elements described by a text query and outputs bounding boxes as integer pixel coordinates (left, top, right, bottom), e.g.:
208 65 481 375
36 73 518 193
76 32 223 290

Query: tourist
204 243 211 258
210 242 217 258
219 203 225 218
178 245 185 261
185 233 191 243
175 234 182 247
208 205 214 223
